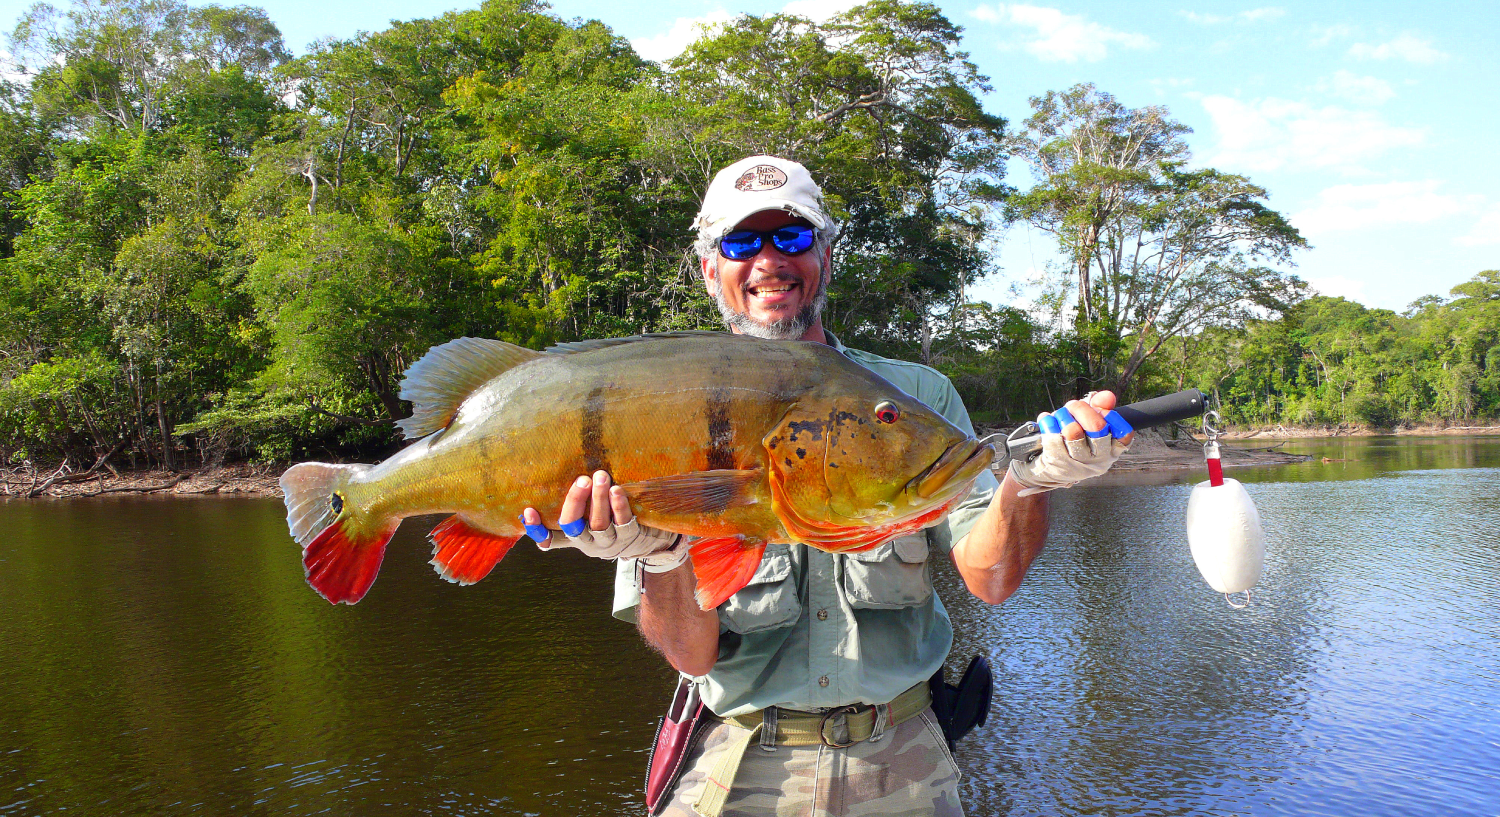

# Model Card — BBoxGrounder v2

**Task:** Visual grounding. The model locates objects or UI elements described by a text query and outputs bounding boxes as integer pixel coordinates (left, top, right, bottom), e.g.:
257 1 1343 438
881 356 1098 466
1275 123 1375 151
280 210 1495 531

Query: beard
708 268 829 341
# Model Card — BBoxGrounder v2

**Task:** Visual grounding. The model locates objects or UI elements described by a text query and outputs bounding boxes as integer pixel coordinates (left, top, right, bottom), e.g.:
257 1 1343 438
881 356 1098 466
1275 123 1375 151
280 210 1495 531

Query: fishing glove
553 518 682 561
1009 407 1133 497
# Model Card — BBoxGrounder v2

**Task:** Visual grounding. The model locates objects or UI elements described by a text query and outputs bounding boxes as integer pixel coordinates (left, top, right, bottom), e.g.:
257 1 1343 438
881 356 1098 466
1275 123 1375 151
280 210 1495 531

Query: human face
701 210 830 342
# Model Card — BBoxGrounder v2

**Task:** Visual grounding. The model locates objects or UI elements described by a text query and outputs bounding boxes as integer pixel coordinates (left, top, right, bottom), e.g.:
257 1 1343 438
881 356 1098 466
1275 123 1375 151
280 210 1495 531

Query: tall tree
1007 83 1307 396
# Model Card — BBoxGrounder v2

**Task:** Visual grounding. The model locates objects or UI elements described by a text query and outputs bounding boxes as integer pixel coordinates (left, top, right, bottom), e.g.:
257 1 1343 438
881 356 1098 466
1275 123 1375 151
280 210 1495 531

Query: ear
701 255 717 288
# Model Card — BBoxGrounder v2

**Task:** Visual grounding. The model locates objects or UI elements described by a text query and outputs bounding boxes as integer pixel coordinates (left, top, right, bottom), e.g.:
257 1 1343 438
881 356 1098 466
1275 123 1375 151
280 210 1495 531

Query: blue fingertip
524 523 550 542
1105 410 1134 439
1085 426 1111 438
1052 406 1076 427
1039 414 1062 434
560 518 587 537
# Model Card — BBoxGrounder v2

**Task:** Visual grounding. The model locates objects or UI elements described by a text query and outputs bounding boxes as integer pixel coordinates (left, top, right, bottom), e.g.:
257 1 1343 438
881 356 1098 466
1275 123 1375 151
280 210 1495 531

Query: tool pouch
928 655 993 751
646 676 707 815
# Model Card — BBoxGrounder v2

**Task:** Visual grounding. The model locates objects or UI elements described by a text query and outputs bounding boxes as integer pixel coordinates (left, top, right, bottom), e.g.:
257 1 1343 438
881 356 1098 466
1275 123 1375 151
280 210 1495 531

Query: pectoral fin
621 469 761 516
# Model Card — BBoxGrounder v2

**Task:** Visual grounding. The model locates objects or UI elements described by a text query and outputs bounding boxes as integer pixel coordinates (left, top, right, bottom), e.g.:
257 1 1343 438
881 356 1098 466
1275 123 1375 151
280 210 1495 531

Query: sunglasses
718 225 817 261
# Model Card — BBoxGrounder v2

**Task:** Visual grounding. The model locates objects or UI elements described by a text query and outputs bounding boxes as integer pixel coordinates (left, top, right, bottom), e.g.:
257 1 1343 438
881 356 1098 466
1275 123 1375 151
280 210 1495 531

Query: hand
1008 391 1135 497
521 471 684 565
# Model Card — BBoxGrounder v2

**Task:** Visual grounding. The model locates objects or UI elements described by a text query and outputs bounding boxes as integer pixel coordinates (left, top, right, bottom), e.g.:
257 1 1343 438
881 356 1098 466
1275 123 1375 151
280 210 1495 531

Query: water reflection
3 436 1499 815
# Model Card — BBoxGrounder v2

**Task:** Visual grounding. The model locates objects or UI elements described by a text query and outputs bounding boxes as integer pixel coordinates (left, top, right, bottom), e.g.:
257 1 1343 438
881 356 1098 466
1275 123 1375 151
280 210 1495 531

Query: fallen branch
87 474 188 495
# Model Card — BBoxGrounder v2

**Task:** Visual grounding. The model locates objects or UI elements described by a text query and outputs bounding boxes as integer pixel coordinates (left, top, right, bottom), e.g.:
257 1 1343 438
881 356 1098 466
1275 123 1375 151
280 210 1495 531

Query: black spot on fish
828 462 839 468
796 448 807 459
581 385 609 473
788 420 824 442
784 457 794 467
329 492 345 515
706 386 735 469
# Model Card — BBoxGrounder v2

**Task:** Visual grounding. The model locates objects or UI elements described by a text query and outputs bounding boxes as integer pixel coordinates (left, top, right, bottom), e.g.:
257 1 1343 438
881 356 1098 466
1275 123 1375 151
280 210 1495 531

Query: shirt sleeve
612 558 642 623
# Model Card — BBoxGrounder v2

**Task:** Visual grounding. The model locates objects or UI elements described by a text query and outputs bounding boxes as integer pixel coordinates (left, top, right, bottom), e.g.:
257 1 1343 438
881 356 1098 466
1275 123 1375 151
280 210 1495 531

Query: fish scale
279 332 995 610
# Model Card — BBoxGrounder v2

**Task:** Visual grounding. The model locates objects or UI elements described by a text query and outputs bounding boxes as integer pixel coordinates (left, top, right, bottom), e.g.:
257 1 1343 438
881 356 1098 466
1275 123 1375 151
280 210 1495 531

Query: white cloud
1316 70 1395 105
1198 95 1426 174
970 4 1152 63
1306 275 1369 302
1293 180 1481 235
1182 7 1286 24
1310 24 1355 46
781 0 865 22
1456 205 1500 247
1349 33 1448 64
630 10 734 63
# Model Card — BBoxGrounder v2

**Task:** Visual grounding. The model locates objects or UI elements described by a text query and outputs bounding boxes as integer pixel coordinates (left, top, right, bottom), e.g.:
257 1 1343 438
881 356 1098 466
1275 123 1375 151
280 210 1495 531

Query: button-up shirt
613 332 999 716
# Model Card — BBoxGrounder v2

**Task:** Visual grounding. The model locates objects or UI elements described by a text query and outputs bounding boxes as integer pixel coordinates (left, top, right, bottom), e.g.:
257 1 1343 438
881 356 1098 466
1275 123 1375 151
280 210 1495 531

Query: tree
1007 83 1307 396
9 0 287 135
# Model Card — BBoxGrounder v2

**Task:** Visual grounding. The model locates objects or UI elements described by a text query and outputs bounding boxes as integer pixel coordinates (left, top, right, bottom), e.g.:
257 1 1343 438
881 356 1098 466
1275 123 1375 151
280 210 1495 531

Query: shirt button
819 676 830 687
817 609 828 621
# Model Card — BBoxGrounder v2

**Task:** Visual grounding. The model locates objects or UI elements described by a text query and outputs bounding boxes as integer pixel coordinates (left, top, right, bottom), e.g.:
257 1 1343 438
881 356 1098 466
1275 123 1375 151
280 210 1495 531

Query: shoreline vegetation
3 0 1496 485
10 425 1497 500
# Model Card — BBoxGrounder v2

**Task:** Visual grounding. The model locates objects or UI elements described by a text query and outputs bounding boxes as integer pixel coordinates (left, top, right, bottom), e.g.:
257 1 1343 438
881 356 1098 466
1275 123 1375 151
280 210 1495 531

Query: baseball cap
692 155 829 239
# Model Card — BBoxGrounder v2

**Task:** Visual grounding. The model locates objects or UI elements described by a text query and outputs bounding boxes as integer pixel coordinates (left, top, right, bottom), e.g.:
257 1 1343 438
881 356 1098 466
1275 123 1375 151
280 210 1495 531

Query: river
2 436 1498 815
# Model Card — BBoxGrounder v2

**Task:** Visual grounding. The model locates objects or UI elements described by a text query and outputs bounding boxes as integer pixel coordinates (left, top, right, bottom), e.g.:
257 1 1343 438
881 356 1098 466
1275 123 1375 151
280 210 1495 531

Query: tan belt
693 682 932 817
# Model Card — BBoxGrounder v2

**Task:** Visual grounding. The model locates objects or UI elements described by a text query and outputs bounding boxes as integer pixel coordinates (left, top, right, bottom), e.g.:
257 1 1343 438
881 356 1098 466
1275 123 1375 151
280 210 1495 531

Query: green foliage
1142 274 1500 429
1 0 1488 467
1007 83 1307 396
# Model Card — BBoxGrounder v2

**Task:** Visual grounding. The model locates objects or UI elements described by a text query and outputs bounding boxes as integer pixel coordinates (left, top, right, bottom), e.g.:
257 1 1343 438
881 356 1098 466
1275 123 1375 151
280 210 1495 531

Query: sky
3 0 1496 314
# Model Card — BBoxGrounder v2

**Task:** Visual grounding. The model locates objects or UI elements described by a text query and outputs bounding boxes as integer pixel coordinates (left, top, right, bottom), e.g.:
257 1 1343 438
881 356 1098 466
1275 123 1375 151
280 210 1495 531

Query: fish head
762 381 995 531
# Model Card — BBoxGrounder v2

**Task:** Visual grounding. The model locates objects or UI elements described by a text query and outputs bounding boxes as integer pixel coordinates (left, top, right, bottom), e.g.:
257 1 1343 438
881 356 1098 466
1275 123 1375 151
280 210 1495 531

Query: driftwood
85 474 188 495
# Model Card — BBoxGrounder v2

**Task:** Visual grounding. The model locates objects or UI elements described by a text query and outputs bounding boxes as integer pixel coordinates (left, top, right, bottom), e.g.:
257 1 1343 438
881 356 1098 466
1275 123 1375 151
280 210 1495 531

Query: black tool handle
1113 388 1208 430
1003 388 1208 462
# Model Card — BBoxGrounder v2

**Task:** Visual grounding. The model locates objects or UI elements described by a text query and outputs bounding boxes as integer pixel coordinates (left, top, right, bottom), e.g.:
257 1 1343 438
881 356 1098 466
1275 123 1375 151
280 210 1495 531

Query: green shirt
612 333 999 716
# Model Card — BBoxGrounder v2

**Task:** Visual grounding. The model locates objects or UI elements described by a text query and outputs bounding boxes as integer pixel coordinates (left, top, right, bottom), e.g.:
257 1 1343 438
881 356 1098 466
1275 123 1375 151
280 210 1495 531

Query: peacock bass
279 332 995 610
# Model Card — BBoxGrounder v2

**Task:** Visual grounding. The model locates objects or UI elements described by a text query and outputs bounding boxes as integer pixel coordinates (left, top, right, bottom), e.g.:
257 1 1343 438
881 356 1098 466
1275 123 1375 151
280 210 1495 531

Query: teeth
753 286 793 294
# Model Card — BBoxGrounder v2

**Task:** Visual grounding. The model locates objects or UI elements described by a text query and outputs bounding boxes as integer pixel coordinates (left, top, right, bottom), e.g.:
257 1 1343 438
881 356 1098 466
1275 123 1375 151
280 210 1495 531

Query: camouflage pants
657 707 964 817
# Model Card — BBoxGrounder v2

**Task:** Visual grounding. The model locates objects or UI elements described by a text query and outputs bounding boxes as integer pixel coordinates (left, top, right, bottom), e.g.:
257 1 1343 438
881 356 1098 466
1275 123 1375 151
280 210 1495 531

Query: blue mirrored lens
719 231 763 260
771 226 816 255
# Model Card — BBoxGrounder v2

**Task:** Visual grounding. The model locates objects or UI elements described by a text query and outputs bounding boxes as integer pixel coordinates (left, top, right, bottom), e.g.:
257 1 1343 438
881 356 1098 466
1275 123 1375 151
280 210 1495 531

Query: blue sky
4 0 1496 314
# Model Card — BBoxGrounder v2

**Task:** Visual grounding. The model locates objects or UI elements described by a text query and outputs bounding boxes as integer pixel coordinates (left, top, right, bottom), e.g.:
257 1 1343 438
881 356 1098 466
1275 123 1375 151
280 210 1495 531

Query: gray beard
708 271 828 341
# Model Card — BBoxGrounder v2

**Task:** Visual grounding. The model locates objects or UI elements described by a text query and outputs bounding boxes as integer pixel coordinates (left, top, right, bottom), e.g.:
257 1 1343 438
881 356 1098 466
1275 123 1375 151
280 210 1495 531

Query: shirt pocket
718 546 802 634
841 534 933 610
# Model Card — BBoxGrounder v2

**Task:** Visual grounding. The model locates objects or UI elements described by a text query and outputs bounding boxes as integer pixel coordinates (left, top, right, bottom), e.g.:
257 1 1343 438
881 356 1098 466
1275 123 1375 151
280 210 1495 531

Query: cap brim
699 199 828 237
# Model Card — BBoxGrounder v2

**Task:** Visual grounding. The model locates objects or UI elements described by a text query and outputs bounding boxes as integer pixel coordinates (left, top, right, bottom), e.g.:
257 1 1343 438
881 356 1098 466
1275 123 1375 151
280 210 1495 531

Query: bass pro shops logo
734 165 789 192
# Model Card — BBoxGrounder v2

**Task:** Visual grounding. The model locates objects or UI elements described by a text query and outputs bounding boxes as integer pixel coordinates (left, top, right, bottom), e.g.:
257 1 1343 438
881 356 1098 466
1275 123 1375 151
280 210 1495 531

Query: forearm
638 561 720 677
950 469 1051 605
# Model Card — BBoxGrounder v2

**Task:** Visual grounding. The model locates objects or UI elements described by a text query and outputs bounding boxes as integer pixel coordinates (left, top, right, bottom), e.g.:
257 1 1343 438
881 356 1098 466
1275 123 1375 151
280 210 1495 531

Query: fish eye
875 401 900 424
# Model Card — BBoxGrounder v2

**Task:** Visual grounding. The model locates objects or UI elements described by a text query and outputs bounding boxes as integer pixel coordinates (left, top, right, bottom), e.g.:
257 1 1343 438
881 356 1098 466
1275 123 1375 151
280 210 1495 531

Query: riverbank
1223 423 1500 438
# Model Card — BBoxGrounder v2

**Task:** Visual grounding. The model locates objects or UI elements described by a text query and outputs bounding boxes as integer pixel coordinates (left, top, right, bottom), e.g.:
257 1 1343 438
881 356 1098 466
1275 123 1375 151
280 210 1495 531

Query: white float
1185 440 1265 603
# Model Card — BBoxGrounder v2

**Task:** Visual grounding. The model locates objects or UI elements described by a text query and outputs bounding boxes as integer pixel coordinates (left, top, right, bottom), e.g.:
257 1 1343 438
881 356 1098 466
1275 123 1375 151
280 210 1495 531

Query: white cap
692 155 829 239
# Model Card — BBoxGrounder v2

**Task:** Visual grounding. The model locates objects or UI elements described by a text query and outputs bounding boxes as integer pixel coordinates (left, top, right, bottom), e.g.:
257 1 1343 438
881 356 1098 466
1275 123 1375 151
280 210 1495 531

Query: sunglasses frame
717 225 818 261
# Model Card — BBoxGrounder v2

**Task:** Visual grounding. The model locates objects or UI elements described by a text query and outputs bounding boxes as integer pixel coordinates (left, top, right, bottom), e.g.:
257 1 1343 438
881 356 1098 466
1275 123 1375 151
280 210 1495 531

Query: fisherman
521 155 1132 816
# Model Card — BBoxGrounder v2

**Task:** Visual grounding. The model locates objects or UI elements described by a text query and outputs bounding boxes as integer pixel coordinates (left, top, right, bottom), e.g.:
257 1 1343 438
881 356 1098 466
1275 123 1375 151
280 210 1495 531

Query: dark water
3 437 1499 816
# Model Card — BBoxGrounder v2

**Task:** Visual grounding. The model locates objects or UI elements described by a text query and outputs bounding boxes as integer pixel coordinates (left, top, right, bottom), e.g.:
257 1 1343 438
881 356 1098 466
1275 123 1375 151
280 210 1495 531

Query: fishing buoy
1185 436 1264 605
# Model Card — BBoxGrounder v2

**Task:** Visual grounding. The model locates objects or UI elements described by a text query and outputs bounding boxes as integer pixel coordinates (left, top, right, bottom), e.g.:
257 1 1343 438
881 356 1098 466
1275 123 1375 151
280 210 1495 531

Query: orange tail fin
429 515 522 585
688 536 767 610
303 517 398 604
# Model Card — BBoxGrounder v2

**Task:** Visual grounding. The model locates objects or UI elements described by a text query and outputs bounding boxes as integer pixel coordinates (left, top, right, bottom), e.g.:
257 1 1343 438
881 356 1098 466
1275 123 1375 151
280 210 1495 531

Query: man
521 156 1132 816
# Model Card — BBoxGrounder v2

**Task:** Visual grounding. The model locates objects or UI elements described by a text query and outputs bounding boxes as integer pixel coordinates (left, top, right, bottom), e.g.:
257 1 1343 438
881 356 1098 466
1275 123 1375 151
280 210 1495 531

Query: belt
693 682 932 817
722 681 932 748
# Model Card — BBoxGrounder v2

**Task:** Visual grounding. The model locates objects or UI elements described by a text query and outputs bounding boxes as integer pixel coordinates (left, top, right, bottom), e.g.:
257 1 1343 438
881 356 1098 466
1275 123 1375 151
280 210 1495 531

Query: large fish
280 332 995 610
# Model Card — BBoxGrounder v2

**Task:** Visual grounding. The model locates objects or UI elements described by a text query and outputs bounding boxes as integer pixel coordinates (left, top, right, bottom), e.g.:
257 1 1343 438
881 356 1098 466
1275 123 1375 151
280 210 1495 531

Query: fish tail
280 462 398 605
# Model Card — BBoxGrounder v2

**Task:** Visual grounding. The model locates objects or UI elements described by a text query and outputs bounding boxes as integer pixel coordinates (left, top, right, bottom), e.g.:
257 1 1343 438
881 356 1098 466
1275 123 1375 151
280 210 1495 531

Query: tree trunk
154 363 174 471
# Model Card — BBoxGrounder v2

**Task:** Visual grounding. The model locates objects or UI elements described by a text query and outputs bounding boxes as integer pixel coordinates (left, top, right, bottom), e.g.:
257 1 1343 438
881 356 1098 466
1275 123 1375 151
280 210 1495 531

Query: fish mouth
911 438 996 501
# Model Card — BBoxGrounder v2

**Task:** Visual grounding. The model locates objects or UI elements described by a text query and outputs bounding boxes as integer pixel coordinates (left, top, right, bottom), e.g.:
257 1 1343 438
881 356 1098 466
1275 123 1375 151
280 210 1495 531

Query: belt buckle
819 705 861 749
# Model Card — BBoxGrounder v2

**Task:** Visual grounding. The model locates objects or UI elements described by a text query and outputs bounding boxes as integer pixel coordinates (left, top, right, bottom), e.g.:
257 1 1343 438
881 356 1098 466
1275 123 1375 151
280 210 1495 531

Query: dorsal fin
397 337 542 438
543 331 734 355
